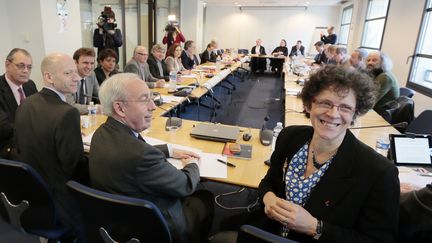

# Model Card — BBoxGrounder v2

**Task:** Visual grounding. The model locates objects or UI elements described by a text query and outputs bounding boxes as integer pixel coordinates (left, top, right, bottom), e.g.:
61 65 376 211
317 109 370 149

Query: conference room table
81 61 400 189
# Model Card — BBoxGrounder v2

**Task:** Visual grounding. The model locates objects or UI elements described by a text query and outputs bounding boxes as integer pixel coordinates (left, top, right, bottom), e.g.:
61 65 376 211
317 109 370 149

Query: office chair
400 87 416 98
0 159 72 241
237 225 299 243
66 180 172 243
406 109 432 135
382 96 415 133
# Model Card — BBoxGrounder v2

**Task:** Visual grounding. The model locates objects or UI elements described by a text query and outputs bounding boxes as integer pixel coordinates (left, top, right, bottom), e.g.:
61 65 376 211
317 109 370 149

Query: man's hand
172 148 200 160
155 79 165 88
107 30 115 35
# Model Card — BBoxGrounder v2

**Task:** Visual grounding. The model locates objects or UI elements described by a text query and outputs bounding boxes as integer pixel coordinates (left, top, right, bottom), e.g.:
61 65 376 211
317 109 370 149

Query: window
338 5 353 46
360 0 390 50
407 0 432 97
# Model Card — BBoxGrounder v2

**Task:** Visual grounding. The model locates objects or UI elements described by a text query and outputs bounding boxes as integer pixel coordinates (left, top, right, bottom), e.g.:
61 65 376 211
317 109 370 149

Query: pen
217 159 236 168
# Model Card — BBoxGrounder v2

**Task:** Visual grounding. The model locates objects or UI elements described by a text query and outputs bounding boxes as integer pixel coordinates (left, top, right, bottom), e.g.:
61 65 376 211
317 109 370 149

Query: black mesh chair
400 87 416 98
0 159 72 241
237 225 298 243
406 110 432 135
382 96 415 133
66 180 172 243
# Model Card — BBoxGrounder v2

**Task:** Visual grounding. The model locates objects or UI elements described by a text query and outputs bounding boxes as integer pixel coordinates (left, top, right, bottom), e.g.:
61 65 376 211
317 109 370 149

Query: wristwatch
313 219 323 240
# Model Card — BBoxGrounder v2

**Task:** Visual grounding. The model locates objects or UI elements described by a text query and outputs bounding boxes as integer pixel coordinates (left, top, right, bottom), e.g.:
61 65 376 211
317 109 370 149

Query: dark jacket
147 54 169 81
259 125 400 243
289 45 305 57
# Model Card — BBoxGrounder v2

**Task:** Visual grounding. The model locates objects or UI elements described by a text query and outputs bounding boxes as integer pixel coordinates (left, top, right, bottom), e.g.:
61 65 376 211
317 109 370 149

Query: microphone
165 109 182 131
259 116 273 146
350 121 408 130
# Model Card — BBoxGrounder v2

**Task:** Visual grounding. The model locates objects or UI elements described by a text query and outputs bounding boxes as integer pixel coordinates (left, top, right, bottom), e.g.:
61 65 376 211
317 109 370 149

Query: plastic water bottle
87 101 97 126
273 122 283 138
168 71 177 92
216 56 222 71
375 137 390 157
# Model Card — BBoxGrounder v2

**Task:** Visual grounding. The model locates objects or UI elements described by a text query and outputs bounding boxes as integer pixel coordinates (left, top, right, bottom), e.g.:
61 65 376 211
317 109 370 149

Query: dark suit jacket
94 66 119 85
13 88 86 229
0 74 37 156
289 45 305 57
147 54 169 81
259 125 399 243
250 46 267 72
93 28 123 63
200 49 217 64
313 51 328 65
89 117 200 242
181 50 197 70
321 33 337 45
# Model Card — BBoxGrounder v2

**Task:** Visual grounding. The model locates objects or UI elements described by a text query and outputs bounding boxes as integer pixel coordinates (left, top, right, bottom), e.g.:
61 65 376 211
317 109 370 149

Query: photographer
93 7 123 64
163 23 185 50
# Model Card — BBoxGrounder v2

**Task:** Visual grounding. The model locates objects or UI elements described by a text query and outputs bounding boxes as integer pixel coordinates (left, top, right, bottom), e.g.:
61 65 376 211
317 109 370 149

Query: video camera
97 6 117 31
164 21 179 33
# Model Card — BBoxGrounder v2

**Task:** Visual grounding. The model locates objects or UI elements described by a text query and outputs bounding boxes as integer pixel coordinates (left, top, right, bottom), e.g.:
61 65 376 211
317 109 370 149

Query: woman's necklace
310 147 338 170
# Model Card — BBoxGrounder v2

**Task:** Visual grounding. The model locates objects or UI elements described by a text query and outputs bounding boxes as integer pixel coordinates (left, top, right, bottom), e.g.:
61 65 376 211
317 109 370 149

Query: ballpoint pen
217 159 236 168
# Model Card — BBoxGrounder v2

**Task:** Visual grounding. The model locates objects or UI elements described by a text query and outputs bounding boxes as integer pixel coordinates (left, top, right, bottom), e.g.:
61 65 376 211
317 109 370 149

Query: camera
164 21 179 33
97 6 117 31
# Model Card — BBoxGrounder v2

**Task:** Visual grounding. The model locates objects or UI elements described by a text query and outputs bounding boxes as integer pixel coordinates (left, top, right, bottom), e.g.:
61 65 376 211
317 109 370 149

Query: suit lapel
0 75 19 115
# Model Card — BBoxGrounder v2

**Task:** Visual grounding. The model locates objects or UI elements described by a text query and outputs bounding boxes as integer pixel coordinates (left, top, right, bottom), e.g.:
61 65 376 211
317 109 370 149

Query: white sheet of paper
180 74 196 78
398 166 432 188
160 95 184 103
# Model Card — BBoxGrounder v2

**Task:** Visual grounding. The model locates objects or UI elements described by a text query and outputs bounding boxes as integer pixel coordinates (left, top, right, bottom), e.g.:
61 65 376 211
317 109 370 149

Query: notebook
190 123 239 142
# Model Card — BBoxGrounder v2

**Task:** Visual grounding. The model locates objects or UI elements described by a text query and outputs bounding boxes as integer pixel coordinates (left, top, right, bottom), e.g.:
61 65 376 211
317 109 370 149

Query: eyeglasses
312 99 356 115
9 61 32 71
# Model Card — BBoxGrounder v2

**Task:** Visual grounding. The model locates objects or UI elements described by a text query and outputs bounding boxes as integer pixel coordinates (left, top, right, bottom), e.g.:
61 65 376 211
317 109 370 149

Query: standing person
289 40 305 57
13 53 88 241
90 73 214 243
270 39 288 75
165 43 190 74
66 47 100 114
147 44 170 81
250 38 267 74
0 48 37 158
349 49 368 71
200 42 217 64
320 26 337 44
93 7 123 63
124 45 165 88
255 66 399 242
94 48 119 85
181 40 200 70
163 24 185 50
366 51 400 116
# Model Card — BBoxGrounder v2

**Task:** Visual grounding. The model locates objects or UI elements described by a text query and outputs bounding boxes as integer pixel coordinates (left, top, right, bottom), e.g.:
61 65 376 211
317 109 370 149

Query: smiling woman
252 66 401 242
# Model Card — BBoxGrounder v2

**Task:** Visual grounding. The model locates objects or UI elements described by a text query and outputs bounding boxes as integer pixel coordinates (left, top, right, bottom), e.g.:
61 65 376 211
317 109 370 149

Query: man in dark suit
13 53 87 241
147 44 169 81
90 73 213 243
0 48 37 158
312 41 328 65
289 40 305 57
320 26 337 44
200 42 217 64
250 38 267 74
181 40 200 69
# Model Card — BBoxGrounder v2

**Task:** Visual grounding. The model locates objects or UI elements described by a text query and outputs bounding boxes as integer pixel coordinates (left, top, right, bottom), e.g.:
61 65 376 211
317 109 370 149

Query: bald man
13 53 87 241
123 45 165 88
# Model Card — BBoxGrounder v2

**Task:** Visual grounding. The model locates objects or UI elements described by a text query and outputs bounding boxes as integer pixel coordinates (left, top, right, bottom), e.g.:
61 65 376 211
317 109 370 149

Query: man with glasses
124 45 165 88
13 53 87 241
90 73 214 243
147 44 170 81
0 48 37 158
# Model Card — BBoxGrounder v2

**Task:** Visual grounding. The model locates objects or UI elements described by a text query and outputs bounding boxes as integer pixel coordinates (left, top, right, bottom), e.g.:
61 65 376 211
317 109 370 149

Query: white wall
181 0 204 50
0 0 12 75
202 6 340 54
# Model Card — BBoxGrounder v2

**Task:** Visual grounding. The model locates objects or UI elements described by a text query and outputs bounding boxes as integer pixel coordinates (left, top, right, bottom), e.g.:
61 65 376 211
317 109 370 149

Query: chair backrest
406 109 432 135
66 180 172 243
400 87 416 98
383 96 415 133
0 159 58 229
237 225 298 243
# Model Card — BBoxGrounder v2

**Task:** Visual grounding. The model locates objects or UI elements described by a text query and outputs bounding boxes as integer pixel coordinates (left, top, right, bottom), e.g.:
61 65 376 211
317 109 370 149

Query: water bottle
87 101 97 127
168 70 177 92
216 56 222 71
273 122 283 138
375 137 390 157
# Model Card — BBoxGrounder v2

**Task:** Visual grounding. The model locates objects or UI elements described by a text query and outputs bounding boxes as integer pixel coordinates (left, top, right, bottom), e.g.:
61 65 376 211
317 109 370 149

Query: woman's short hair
98 48 118 62
300 65 376 117
99 73 140 116
166 43 182 57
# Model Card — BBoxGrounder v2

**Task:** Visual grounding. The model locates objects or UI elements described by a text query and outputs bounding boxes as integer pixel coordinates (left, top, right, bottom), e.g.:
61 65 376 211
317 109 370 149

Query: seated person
310 41 327 66
289 40 305 57
399 183 432 242
181 40 200 70
349 48 368 71
165 43 190 74
324 44 337 64
366 51 400 116
250 38 267 74
124 45 165 88
250 66 400 242
90 73 214 243
270 39 288 75
333 46 349 66
200 42 217 64
94 48 119 85
147 44 170 81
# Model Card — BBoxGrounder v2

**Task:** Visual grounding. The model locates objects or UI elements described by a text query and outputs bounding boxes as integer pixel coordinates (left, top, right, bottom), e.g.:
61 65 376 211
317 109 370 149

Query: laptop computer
190 123 240 142
389 133 432 167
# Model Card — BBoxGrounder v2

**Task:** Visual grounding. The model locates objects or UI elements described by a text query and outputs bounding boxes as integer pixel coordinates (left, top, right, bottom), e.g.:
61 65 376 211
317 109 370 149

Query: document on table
286 88 301 96
144 136 228 178
398 166 432 188
180 74 197 78
160 95 184 103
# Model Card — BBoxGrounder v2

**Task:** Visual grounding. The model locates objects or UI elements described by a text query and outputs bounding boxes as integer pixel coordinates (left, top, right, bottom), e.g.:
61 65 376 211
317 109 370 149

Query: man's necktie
78 79 85 104
17 87 25 104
